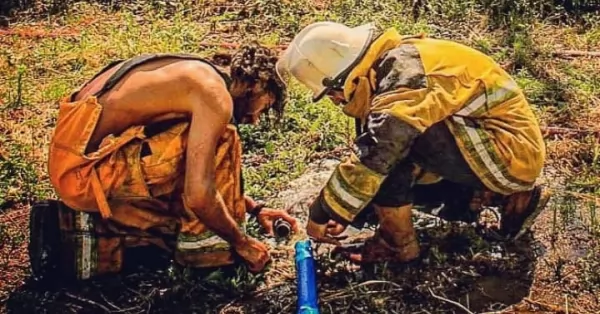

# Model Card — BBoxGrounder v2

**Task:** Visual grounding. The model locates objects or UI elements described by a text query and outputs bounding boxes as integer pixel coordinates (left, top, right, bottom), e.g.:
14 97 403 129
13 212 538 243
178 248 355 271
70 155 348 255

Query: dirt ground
273 160 600 314
1 160 598 313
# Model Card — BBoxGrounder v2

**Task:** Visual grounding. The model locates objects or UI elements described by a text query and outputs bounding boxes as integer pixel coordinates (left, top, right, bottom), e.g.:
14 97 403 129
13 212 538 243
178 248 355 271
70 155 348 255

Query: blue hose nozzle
295 240 319 314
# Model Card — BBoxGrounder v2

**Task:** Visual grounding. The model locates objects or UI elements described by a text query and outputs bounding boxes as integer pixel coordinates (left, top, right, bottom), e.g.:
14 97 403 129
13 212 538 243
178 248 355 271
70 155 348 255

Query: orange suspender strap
90 166 113 220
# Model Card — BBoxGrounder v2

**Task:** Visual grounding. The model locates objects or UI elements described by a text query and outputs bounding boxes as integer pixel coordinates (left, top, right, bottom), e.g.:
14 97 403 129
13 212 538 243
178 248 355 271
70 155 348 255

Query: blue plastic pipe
295 240 320 314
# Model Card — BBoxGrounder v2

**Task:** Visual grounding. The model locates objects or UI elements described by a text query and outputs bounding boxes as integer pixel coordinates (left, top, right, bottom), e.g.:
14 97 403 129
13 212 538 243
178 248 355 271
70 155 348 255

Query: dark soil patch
3 212 538 314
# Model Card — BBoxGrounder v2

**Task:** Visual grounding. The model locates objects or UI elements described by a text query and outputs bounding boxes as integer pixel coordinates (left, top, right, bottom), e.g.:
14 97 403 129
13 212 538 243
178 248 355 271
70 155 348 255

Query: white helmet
276 21 376 102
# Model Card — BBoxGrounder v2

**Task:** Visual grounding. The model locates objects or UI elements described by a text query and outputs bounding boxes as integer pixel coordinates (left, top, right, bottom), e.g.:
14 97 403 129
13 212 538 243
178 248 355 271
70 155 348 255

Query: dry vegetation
0 0 599 313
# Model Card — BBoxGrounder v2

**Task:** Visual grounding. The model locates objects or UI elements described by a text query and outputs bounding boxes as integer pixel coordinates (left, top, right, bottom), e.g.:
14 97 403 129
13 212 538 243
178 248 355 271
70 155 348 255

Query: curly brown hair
229 41 287 121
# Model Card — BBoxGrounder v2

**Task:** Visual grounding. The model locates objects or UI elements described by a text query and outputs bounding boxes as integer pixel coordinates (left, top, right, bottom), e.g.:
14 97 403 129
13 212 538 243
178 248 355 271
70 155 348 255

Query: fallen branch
99 292 140 313
64 292 112 313
218 299 240 314
551 50 600 58
551 190 600 205
429 288 474 314
523 297 569 313
251 282 288 297
321 280 404 302
199 41 288 51
0 210 29 225
542 126 600 136
355 280 404 290
322 289 402 303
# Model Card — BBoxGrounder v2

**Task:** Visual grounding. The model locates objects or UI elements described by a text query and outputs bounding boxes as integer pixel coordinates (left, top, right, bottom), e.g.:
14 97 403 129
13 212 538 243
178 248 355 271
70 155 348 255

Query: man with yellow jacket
276 22 550 263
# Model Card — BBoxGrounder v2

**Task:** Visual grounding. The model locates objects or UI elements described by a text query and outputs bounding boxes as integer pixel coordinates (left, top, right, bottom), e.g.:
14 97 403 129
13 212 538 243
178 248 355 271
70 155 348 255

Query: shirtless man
30 42 298 281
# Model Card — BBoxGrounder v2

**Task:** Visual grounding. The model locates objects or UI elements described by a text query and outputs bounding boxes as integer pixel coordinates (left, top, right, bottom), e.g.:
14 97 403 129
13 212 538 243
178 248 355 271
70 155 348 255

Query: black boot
28 200 62 283
496 185 552 241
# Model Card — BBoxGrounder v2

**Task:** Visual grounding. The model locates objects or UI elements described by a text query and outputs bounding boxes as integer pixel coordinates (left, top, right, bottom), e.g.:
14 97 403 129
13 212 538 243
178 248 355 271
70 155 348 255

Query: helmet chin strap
316 28 377 102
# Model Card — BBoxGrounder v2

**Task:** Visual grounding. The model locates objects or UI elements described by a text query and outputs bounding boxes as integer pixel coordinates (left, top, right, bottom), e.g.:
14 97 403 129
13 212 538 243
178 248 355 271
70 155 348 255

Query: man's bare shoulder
174 60 233 119
175 60 229 95
97 58 232 115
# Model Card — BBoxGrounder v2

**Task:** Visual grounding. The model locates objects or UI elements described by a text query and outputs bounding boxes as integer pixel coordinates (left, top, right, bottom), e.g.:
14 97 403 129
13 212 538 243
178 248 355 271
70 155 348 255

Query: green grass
240 84 353 201
0 0 597 249
8 0 595 223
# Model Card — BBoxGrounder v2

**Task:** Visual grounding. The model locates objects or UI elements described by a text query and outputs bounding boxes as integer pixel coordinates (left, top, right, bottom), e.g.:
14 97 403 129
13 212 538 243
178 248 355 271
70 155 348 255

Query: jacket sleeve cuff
308 194 331 224
309 191 355 225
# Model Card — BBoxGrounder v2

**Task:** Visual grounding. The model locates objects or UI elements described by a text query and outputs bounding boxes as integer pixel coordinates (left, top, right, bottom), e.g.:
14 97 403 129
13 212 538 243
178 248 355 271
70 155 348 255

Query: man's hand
257 207 299 236
233 236 271 272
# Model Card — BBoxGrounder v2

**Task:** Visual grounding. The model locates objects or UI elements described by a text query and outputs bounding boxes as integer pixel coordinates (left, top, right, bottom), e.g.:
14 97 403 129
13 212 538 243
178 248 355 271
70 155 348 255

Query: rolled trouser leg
30 200 172 281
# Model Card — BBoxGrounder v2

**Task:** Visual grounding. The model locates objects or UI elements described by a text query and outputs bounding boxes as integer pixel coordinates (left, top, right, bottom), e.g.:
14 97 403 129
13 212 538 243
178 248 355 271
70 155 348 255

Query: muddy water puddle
460 274 531 312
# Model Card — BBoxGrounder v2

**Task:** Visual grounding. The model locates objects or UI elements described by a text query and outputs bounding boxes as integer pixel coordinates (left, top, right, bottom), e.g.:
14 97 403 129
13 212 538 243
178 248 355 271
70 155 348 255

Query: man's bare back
74 58 232 154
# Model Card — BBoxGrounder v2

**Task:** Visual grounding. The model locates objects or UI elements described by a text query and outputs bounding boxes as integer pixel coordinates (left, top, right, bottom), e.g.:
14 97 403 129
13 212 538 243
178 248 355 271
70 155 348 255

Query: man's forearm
244 195 262 213
185 192 247 246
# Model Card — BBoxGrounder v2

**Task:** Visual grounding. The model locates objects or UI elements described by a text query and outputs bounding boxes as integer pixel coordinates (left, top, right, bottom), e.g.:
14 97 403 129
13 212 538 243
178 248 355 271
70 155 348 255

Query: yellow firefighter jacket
317 28 546 223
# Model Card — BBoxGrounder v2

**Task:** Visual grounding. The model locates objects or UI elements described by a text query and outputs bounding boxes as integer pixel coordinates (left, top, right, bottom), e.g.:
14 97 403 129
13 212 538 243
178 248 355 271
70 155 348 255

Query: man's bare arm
244 195 262 213
182 74 247 246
